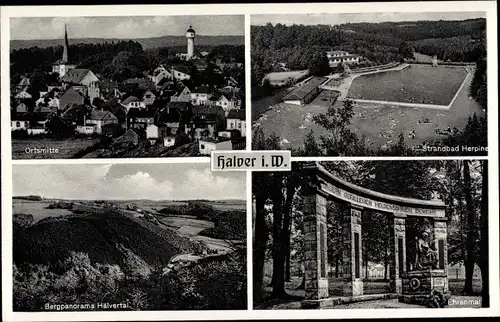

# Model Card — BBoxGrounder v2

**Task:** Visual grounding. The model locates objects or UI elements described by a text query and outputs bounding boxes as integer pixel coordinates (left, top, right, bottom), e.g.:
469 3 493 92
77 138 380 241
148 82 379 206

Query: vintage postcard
8 15 246 159
1 2 499 322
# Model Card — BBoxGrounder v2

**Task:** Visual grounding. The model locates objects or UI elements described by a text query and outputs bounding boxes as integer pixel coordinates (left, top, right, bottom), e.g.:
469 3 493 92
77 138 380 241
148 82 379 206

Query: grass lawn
348 65 468 105
12 138 99 159
12 200 73 222
264 70 309 82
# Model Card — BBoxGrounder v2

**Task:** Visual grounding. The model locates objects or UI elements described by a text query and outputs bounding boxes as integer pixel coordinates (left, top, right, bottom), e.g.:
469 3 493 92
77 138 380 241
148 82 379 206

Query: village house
198 137 233 155
146 124 159 145
59 87 86 111
15 90 32 100
209 93 238 114
170 85 192 103
326 50 361 67
15 103 28 113
226 109 246 136
148 65 173 87
122 78 156 92
126 108 156 130
121 96 146 111
187 105 225 140
112 128 140 148
15 76 31 92
283 76 327 106
76 124 96 135
86 109 119 134
191 58 209 71
191 85 212 106
99 80 120 100
11 112 48 132
34 105 58 118
61 68 100 102
154 102 185 140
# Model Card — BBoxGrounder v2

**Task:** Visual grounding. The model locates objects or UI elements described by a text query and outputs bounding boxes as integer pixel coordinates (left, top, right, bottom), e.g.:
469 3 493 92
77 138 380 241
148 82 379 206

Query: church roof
61 69 91 84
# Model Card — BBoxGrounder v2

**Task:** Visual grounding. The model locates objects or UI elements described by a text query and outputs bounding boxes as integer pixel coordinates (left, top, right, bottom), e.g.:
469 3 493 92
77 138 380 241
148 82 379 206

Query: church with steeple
52 25 76 78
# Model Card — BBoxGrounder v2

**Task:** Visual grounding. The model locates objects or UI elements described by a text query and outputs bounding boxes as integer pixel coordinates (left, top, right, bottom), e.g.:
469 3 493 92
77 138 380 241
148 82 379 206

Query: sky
10 15 245 40
12 163 246 201
251 12 485 26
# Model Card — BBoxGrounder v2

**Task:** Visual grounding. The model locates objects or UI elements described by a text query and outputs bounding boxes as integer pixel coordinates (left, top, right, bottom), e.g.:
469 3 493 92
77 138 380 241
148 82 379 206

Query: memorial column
342 204 363 296
303 191 329 300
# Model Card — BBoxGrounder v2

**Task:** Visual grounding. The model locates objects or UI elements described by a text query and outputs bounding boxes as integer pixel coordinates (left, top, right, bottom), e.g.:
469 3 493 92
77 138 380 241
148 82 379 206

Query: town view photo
251 12 487 156
10 16 246 159
12 163 247 311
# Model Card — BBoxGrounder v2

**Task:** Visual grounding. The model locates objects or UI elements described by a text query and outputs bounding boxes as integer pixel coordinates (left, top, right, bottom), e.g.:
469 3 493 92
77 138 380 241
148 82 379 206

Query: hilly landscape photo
12 163 247 311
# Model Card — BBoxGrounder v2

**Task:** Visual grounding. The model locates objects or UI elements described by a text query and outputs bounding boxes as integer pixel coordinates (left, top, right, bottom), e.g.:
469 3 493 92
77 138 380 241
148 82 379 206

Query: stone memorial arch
301 162 449 307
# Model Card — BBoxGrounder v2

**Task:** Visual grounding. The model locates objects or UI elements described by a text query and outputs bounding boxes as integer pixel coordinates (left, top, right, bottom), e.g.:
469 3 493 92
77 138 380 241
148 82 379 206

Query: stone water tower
186 25 195 60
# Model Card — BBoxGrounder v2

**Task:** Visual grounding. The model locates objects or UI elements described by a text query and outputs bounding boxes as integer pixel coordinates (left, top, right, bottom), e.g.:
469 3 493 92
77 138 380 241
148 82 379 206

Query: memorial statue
414 229 438 270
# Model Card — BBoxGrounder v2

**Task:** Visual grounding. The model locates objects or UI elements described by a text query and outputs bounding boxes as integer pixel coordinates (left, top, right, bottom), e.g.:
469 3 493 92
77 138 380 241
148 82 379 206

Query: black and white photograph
12 163 247 311
251 12 488 156
253 161 489 309
10 15 246 159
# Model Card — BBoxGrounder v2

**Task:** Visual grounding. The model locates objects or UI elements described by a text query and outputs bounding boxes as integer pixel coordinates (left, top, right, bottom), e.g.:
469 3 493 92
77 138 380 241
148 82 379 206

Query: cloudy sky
10 15 245 40
13 163 246 201
251 12 485 26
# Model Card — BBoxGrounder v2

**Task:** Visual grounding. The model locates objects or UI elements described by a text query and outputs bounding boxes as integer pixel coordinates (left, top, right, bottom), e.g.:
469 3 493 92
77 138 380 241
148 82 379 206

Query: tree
313 99 365 156
479 160 489 306
308 52 330 76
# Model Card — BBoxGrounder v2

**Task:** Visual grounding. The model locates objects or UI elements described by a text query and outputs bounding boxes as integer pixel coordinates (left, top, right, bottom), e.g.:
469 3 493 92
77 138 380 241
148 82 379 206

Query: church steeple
63 24 69 63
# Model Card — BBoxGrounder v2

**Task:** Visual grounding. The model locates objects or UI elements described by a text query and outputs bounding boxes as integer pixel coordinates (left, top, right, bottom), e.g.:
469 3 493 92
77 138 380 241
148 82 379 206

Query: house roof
167 101 192 112
61 104 89 121
89 109 118 121
227 109 245 120
192 105 223 115
127 107 156 118
155 106 182 124
283 77 327 101
193 85 211 94
11 112 47 122
61 69 92 84
173 64 190 75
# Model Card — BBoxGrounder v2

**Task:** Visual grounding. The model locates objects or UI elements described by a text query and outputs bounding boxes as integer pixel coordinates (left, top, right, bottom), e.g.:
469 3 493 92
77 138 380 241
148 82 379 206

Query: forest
251 18 486 86
252 157 489 308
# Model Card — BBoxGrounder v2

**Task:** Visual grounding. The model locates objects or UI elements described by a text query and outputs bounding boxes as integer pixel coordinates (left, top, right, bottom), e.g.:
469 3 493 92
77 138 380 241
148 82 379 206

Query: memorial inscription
320 181 440 217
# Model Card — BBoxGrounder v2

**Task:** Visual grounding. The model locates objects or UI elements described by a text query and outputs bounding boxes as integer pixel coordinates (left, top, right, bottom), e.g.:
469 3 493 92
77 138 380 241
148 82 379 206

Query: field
12 138 99 159
264 70 308 81
348 65 468 106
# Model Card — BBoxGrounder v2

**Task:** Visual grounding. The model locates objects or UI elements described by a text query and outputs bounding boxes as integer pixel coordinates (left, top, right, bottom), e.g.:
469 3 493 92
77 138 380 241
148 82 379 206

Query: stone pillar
342 205 363 296
303 192 329 300
389 214 406 294
433 218 449 293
